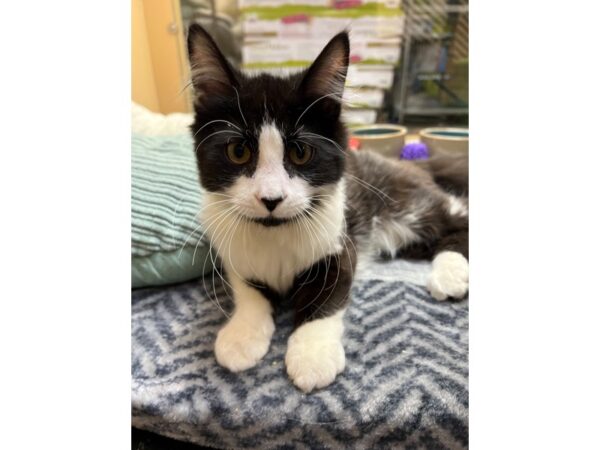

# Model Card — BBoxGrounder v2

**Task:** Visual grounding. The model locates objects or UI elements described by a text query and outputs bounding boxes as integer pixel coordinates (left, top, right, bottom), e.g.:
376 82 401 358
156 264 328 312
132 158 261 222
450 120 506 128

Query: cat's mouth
246 210 310 227
250 216 292 227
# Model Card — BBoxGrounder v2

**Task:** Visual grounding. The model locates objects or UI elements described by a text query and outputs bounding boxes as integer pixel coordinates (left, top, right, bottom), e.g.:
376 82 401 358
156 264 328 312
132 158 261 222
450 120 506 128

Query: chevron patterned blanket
132 259 468 449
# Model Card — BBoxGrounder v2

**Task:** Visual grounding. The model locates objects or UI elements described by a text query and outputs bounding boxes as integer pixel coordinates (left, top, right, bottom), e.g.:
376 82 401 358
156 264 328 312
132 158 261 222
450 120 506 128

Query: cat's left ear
300 31 350 100
187 24 239 97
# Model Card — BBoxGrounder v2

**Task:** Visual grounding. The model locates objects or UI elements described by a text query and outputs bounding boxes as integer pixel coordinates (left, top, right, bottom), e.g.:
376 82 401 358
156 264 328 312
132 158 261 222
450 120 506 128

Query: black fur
188 24 349 193
289 237 356 326
187 24 469 331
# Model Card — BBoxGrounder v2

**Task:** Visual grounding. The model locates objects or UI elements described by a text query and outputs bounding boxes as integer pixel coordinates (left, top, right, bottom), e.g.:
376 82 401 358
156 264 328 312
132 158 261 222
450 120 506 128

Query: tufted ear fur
187 24 239 98
299 31 350 101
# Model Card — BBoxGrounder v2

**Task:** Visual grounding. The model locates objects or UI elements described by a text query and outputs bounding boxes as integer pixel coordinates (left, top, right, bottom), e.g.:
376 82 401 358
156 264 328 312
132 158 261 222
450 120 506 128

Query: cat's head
187 24 349 227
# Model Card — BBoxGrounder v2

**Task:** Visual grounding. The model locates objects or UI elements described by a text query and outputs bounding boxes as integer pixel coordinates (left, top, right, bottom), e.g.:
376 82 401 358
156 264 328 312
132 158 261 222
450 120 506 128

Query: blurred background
132 0 467 128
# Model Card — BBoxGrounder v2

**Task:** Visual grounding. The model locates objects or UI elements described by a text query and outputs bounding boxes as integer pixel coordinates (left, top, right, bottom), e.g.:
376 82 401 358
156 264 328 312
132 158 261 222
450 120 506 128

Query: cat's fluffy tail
414 149 469 196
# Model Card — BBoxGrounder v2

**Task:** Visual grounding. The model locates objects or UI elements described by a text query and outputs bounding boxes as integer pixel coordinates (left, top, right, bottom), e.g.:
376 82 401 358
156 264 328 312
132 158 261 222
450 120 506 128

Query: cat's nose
260 196 284 212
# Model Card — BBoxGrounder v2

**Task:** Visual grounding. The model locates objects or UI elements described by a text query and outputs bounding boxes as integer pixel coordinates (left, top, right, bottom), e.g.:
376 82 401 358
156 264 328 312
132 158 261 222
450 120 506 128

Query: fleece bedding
132 258 468 449
131 134 213 288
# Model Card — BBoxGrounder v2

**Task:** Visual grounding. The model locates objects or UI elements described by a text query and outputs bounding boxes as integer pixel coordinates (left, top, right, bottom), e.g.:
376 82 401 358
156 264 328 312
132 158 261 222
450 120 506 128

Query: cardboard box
239 0 401 8
344 87 385 108
346 65 395 88
342 108 378 126
242 38 400 68
243 14 404 40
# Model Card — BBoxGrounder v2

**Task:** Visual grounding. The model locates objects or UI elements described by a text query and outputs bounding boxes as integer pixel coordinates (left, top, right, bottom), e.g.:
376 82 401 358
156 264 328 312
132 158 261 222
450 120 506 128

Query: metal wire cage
393 0 468 123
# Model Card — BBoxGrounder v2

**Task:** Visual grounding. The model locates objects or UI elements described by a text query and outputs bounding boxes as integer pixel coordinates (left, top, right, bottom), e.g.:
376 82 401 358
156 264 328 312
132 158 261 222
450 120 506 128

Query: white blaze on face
254 123 288 200
227 122 312 219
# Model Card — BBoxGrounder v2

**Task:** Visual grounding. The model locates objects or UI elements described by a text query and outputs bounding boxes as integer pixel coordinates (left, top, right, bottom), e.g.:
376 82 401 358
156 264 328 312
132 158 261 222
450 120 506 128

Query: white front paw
285 318 346 393
427 251 469 301
215 315 274 372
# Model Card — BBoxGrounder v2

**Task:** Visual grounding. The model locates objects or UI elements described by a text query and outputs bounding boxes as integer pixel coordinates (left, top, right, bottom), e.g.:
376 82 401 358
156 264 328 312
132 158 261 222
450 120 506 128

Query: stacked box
240 0 404 125
241 3 404 41
344 86 385 108
342 108 378 126
242 15 404 40
240 0 401 9
242 38 400 68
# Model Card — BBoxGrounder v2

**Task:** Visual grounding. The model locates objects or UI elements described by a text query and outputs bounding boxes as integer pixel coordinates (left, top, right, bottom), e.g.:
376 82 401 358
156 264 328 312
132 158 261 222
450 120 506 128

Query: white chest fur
201 182 346 293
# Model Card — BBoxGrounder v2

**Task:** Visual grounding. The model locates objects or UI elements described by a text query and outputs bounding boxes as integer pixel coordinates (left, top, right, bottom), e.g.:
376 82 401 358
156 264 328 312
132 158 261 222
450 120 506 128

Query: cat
187 24 469 393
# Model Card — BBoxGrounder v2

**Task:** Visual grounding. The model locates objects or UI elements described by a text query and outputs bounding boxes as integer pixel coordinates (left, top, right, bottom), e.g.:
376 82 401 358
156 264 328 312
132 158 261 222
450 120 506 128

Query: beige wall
132 0 159 112
131 0 191 114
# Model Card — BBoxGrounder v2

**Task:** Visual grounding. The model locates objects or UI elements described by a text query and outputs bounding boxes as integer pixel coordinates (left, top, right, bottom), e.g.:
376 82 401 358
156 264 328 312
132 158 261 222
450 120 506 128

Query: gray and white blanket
132 259 468 449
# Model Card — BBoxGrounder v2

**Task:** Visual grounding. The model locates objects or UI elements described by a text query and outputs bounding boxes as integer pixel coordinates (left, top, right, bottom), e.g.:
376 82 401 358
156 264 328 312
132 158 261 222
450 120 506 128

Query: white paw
285 313 346 393
427 251 469 301
215 315 274 372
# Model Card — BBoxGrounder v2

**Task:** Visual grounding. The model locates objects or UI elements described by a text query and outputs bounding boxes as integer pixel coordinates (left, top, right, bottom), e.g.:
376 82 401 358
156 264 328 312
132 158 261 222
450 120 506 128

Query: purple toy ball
400 142 429 160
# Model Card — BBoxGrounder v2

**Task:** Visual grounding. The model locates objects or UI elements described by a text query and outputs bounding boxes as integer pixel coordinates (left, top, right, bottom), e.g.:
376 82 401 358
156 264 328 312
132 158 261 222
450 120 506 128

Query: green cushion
132 134 212 288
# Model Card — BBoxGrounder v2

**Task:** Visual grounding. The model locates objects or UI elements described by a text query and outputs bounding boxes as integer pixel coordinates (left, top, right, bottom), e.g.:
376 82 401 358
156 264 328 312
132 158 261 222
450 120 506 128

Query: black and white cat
187 25 469 392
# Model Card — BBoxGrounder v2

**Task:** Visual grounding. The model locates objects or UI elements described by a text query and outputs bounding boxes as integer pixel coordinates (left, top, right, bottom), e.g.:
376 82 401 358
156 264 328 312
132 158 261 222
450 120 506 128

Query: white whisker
196 129 242 149
193 119 242 137
232 86 248 127
297 131 346 154
346 173 396 204
294 93 341 129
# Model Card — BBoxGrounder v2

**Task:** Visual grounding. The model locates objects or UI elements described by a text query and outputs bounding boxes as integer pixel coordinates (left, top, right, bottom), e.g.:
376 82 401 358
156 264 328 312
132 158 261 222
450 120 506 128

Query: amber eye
289 143 313 165
226 142 252 164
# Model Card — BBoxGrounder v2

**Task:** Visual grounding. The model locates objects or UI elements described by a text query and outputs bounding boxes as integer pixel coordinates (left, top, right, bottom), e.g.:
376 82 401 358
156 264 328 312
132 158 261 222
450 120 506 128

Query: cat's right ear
299 31 350 101
187 24 239 97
